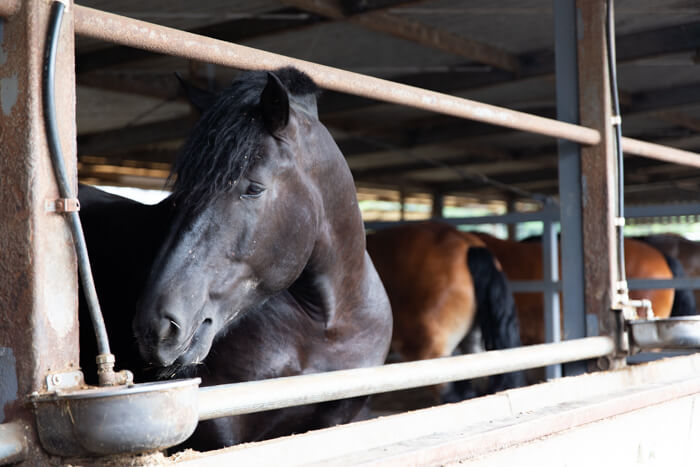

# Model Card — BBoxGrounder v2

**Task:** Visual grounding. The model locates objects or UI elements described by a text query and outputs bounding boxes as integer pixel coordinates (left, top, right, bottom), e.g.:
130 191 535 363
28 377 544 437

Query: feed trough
30 378 200 457
628 316 700 351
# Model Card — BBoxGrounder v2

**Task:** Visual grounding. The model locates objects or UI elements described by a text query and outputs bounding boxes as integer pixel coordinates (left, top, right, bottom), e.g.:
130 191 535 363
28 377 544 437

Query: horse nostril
158 314 182 342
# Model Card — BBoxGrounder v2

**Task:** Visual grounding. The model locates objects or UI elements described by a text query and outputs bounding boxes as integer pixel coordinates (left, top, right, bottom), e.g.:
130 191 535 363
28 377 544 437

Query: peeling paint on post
576 0 620 366
0 0 78 462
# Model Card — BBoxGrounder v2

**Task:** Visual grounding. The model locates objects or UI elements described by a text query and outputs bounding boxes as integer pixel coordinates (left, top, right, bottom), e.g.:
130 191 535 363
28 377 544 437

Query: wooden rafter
280 0 520 72
654 110 700 133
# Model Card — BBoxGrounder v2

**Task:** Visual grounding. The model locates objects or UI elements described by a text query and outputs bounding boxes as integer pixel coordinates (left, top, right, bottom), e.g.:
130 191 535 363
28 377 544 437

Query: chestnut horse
637 233 700 315
473 233 696 347
366 221 525 400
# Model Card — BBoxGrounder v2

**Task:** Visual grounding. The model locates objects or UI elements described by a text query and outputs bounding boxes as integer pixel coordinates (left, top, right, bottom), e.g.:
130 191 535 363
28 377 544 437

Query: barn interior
4 1 700 464
74 0 700 228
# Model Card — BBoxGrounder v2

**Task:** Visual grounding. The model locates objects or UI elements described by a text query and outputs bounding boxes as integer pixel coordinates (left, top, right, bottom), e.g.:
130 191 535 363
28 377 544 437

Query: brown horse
637 233 700 314
473 233 694 346
366 221 525 400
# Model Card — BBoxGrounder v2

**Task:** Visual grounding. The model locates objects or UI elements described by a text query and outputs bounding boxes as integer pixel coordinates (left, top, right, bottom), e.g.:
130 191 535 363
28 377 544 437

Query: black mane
170 67 319 207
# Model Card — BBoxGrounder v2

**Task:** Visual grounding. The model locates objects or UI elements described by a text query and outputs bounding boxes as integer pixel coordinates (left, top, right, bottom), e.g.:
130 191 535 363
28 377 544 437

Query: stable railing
2 0 700 462
367 201 700 377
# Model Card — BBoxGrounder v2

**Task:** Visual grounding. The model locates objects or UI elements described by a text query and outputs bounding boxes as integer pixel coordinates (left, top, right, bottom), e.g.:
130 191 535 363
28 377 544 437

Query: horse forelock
169 67 319 209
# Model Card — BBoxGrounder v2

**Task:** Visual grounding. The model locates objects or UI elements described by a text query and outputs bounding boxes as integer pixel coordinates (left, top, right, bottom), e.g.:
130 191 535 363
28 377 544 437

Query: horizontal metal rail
622 137 700 169
3 3 698 163
0 0 18 17
625 202 700 219
366 207 700 292
511 278 700 293
510 280 561 293
365 202 700 231
628 278 700 290
73 6 700 166
365 209 560 231
66 5 598 145
197 336 614 421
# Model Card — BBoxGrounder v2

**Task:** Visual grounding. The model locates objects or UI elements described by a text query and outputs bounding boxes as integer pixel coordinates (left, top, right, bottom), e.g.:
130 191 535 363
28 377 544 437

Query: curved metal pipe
43 1 110 358
606 0 626 285
44 2 132 386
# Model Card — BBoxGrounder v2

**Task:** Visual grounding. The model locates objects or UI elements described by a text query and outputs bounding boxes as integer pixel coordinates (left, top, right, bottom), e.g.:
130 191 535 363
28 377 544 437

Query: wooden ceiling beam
280 0 520 72
77 71 181 100
319 20 700 116
78 117 193 156
77 79 700 164
653 110 700 133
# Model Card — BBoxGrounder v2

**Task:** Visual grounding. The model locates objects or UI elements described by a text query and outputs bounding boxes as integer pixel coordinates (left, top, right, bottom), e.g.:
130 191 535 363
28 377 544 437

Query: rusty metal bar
554 0 587 378
0 0 20 17
198 336 615 420
577 0 620 369
622 137 700 168
68 5 600 145
7 4 699 166
0 0 78 463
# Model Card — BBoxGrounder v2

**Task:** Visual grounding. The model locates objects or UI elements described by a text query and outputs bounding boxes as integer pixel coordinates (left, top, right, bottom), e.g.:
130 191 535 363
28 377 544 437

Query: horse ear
174 72 217 114
260 72 290 135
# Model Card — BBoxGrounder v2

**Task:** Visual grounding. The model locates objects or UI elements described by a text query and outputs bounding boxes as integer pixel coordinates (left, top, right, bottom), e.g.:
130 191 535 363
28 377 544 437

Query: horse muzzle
136 312 215 368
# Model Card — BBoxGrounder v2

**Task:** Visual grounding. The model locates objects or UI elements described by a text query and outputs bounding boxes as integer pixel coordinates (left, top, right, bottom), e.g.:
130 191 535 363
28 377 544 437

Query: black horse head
133 68 369 369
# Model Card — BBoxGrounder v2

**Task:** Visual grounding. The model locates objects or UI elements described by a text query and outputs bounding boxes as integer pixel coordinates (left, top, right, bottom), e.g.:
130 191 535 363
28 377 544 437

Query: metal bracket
45 198 80 213
46 370 85 392
614 216 625 227
611 115 622 126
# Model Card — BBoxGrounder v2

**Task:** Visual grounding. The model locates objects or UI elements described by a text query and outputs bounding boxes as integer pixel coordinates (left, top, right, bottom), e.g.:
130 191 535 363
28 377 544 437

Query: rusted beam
0 0 78 462
0 0 20 17
71 5 599 145
622 137 700 168
75 7 326 75
281 0 520 72
576 0 618 360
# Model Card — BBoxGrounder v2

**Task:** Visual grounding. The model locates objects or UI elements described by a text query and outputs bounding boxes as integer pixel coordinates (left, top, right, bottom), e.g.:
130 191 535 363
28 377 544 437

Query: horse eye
242 182 266 199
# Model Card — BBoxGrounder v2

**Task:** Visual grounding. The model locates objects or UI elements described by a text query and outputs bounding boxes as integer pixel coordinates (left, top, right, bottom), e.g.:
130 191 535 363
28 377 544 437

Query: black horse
79 67 393 450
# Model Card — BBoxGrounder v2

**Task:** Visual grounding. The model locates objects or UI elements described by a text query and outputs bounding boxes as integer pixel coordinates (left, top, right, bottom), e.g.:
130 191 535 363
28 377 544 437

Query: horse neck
292 142 371 326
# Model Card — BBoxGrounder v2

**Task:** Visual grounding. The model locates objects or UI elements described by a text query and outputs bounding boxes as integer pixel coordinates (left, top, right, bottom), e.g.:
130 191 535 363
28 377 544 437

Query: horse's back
473 234 676 342
625 238 674 318
367 222 477 361
637 234 700 315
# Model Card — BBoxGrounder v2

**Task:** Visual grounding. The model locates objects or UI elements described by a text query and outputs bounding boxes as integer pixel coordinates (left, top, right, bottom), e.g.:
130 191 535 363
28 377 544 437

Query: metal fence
2 0 700 462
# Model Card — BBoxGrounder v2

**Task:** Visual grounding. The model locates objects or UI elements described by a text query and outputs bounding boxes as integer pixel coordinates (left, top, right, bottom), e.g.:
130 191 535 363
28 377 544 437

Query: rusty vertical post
506 196 517 240
0 0 78 462
576 0 621 368
431 189 444 219
399 185 406 222
554 0 587 376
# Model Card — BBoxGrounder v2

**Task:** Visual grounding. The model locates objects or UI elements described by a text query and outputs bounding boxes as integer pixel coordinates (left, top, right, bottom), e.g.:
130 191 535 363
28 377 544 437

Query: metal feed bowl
30 378 200 457
628 316 700 351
